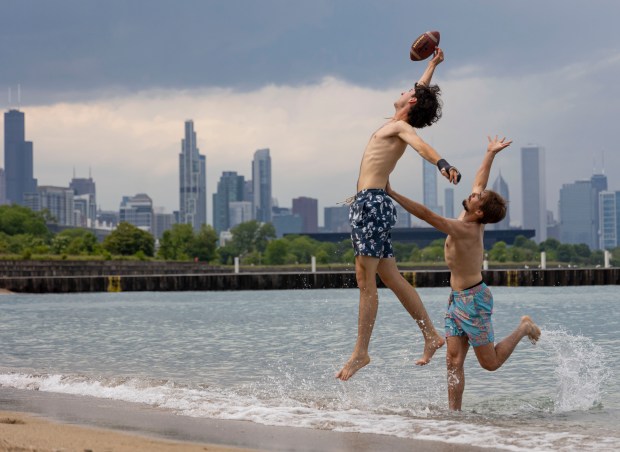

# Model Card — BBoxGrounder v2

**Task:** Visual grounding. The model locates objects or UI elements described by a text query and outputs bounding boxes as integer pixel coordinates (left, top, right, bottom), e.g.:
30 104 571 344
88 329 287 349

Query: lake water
0 286 618 451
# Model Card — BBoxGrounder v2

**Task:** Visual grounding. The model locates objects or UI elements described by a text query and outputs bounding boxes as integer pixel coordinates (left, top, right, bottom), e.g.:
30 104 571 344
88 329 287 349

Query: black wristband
436 159 462 183
436 159 451 173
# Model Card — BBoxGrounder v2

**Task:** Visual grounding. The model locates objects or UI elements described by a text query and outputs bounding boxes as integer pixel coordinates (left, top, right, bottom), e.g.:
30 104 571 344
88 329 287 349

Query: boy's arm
471 136 513 193
396 123 461 184
417 48 444 87
386 182 468 237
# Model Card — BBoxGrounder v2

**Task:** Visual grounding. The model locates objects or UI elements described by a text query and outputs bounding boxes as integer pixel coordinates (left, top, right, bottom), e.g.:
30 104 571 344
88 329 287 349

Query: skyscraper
521 145 546 242
324 205 350 232
599 191 618 250
292 196 318 233
444 188 454 219
489 171 510 230
213 171 246 233
70 174 97 227
0 168 6 205
590 173 607 247
120 193 154 232
29 186 75 226
559 180 597 249
179 120 207 231
394 204 411 228
252 148 272 223
423 160 443 215
4 109 37 205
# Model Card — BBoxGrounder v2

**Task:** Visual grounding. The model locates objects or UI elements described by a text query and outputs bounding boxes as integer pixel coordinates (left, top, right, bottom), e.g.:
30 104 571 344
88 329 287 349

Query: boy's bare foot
521 315 541 344
336 354 370 381
415 334 445 365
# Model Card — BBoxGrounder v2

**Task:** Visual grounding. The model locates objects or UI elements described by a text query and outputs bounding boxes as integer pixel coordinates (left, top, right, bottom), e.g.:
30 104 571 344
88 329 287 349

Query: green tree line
1 204 619 266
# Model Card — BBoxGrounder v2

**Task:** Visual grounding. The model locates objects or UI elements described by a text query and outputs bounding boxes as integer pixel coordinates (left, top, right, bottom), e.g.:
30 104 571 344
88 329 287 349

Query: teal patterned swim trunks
350 189 397 258
445 282 495 347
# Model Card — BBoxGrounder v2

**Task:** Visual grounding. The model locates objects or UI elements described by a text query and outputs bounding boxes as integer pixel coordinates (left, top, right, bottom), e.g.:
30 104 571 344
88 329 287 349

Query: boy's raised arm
471 136 512 193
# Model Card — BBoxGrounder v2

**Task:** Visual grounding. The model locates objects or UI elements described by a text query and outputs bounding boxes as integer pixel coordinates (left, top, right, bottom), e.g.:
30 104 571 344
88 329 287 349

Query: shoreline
0 410 253 452
0 388 488 452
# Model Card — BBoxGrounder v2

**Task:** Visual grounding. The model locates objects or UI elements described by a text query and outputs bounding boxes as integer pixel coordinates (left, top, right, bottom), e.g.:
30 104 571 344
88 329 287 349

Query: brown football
410 31 440 61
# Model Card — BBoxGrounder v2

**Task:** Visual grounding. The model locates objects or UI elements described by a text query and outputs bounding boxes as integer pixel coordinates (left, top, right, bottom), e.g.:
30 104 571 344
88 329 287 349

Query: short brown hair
479 190 507 224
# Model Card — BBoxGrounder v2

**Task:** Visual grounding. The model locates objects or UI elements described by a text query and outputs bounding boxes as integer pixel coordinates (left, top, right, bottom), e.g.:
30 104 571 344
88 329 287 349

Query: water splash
539 328 611 412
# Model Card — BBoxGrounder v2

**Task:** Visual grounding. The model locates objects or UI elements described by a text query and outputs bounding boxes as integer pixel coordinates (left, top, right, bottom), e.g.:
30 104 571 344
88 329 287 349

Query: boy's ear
475 208 484 221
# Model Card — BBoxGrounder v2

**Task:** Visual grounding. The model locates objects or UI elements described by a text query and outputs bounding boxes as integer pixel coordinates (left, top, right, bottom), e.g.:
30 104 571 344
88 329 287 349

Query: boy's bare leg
473 316 541 372
336 255 381 381
446 336 469 411
377 258 445 365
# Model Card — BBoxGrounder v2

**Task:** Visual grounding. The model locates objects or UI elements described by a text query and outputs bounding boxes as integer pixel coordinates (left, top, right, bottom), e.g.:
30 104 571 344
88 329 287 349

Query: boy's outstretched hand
488 135 512 154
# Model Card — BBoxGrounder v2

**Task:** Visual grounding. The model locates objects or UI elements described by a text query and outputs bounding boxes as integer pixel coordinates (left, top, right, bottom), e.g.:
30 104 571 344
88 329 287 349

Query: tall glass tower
521 145 546 242
489 171 510 230
444 188 454 219
213 171 245 233
599 191 618 250
252 148 272 223
179 120 206 231
4 109 36 205
70 174 97 227
423 160 442 215
559 180 598 249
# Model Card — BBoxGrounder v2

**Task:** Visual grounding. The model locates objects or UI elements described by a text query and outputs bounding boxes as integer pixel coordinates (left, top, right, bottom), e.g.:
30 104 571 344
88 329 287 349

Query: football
410 31 440 61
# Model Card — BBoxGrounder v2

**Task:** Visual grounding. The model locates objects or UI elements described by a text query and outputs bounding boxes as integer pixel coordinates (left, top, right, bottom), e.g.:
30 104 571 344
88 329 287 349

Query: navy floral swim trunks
349 188 397 258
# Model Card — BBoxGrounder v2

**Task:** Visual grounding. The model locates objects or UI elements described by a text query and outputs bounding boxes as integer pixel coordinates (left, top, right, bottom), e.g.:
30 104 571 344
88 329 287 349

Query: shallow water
0 286 618 451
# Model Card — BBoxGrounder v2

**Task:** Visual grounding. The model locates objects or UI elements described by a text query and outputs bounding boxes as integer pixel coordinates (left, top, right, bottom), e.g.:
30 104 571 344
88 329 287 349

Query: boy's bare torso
445 222 485 290
357 120 408 192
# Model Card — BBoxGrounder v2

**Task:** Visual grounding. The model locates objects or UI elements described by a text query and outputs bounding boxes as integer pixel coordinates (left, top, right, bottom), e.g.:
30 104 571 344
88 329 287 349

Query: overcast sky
2 0 619 226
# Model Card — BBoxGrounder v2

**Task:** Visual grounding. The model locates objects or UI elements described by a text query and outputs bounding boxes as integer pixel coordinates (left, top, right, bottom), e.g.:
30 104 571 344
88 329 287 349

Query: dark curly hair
407 83 442 129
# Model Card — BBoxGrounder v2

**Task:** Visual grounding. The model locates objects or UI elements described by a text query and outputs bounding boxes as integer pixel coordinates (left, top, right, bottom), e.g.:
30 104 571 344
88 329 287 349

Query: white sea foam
538 328 612 412
0 371 616 451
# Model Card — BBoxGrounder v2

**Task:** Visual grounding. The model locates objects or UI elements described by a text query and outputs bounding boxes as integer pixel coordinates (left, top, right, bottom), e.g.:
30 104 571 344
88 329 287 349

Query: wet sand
0 388 488 452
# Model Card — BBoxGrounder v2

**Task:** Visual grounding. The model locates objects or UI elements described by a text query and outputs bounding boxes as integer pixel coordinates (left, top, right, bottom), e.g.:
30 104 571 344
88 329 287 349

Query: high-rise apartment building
590 173 607 246
423 160 442 215
252 148 272 223
394 204 411 228
4 109 37 205
488 172 510 230
292 196 318 233
120 193 154 232
25 186 75 226
324 205 350 233
272 206 302 237
152 207 175 240
521 145 546 242
69 175 97 227
213 171 246 233
559 180 598 249
179 120 206 231
228 201 254 230
599 191 619 250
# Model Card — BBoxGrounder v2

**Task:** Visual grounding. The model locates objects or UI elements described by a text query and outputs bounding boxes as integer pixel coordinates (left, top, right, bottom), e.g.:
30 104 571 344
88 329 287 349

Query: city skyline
1 1 620 227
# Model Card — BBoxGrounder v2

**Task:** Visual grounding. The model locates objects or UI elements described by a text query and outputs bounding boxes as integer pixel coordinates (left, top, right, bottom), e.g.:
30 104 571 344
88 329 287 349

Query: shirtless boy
386 136 541 410
336 48 461 381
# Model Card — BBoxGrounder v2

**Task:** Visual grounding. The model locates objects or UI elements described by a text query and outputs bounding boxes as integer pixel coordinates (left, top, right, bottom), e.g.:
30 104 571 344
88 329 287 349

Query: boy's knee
479 360 500 372
446 353 464 370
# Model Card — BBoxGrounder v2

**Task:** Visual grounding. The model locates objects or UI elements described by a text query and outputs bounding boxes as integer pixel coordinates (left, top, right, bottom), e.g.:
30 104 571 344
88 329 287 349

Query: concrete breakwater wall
0 268 618 293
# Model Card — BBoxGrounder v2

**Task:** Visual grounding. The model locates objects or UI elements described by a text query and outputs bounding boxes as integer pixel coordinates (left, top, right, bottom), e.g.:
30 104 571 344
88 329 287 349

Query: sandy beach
0 388 489 452
0 410 254 452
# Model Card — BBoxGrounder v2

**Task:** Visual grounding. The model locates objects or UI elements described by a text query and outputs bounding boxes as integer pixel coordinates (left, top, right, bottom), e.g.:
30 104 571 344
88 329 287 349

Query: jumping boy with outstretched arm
337 48 461 381
386 136 541 410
